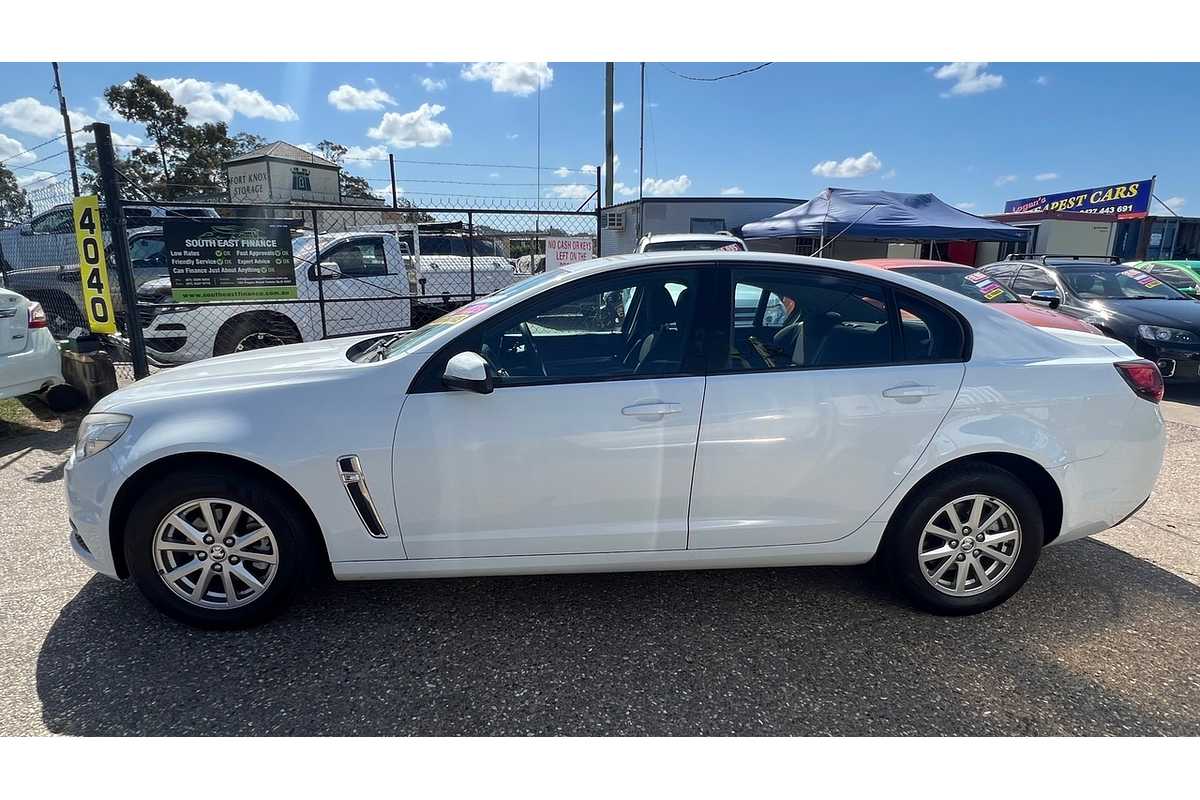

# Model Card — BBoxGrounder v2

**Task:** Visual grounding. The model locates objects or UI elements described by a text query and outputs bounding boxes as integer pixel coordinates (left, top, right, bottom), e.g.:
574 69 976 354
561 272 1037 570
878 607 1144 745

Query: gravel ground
1 393 1198 736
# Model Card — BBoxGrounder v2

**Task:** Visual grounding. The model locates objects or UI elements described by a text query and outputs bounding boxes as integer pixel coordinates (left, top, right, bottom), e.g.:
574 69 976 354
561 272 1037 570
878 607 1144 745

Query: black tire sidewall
124 469 312 628
886 465 1044 615
213 315 301 357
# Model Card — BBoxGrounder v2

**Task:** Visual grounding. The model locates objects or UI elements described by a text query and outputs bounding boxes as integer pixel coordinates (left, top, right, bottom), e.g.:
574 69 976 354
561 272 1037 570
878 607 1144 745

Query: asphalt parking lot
2 392 1199 736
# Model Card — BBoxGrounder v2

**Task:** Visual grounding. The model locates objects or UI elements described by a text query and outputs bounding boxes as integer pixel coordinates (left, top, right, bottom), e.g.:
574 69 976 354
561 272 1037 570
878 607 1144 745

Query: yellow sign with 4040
72 195 117 335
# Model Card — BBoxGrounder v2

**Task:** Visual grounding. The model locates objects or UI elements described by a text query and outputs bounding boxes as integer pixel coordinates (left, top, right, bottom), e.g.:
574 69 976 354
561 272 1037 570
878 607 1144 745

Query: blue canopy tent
741 188 1030 248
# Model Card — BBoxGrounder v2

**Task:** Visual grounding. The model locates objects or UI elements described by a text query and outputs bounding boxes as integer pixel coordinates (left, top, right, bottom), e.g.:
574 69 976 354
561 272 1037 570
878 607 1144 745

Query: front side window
724 269 891 371
1011 266 1057 296
129 236 165 267
463 269 700 384
321 238 388 278
1147 264 1200 294
31 209 72 234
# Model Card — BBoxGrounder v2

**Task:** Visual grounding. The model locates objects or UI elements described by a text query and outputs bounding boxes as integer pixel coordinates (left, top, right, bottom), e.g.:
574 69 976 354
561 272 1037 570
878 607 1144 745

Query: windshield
1058 265 1188 300
371 270 567 361
899 267 1020 303
643 239 745 252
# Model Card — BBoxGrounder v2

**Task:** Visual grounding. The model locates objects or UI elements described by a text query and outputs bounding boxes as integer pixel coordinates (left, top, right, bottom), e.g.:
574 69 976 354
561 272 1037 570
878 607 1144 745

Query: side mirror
1029 289 1061 309
443 351 493 394
312 261 341 280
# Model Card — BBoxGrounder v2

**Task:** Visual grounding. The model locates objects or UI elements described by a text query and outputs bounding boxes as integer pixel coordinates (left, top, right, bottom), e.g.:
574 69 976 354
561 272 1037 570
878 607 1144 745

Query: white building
600 197 803 254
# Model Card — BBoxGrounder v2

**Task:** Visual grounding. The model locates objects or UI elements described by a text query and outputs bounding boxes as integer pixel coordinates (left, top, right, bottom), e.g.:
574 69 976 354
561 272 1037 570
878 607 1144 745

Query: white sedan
65 252 1166 627
0 288 65 404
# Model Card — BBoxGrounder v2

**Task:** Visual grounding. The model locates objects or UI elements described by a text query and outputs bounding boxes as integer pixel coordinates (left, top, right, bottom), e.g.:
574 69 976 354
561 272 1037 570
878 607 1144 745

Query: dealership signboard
1004 178 1154 219
546 236 595 269
164 218 297 302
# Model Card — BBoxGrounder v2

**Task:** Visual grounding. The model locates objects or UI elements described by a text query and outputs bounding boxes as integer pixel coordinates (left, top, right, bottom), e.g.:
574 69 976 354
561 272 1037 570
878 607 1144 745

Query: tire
883 464 1043 615
213 313 301 357
123 468 316 628
42 383 82 412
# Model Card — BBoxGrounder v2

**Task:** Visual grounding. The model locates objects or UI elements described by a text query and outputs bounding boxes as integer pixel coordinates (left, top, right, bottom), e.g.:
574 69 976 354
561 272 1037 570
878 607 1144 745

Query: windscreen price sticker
72 195 117 335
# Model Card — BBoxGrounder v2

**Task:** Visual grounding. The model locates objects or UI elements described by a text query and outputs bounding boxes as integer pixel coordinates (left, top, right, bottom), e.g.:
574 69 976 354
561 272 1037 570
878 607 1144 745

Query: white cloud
461 62 553 96
932 62 1005 97
811 151 882 179
109 131 143 148
153 78 297 123
642 174 691 196
16 170 60 188
720 186 745 195
0 132 35 166
1155 196 1186 213
367 103 452 149
1034 172 1059 181
545 183 592 199
603 100 624 115
1035 75 1050 86
994 174 1017 187
554 166 572 177
488 172 499 178
613 182 638 198
506 133 519 140
92 97 125 123
955 202 977 211
881 168 897 180
344 144 389 161
0 97 93 138
327 83 396 112
420 77 447 92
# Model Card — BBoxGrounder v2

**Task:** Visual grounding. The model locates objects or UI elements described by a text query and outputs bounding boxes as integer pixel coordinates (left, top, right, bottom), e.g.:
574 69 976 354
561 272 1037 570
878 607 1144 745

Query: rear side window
724 269 892 371
1011 266 1056 296
896 292 966 361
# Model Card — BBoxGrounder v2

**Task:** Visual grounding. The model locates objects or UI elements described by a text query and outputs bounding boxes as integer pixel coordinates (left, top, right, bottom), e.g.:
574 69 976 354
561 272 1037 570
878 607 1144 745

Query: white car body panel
0 289 62 400
64 252 1165 589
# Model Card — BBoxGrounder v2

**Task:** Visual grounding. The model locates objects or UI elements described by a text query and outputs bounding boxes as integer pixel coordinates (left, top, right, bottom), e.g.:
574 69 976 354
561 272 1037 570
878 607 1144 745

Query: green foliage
0 165 29 221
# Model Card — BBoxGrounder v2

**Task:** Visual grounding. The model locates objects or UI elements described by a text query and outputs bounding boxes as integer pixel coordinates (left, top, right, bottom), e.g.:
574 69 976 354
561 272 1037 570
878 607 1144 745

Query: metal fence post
311 209 327 339
595 166 603 257
388 154 398 209
467 211 476 299
93 122 149 379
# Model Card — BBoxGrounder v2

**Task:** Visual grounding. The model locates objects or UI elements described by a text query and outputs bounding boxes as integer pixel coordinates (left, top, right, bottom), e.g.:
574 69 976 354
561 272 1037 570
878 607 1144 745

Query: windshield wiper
357 332 406 362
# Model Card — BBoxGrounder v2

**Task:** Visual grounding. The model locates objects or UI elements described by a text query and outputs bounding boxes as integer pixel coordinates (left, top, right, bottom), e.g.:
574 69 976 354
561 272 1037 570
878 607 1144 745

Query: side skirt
331 522 885 581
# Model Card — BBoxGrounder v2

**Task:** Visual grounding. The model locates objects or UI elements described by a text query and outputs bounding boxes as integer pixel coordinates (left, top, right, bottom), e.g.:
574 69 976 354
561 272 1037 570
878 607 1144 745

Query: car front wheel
124 468 315 628
884 464 1044 615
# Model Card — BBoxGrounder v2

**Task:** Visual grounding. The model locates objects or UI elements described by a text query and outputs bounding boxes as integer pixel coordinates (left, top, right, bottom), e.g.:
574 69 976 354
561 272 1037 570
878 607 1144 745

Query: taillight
1115 359 1164 403
27 302 48 329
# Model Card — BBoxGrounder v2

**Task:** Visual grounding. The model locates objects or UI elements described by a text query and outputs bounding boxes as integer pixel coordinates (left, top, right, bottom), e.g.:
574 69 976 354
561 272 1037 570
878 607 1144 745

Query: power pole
637 62 645 240
604 62 614 207
52 62 80 197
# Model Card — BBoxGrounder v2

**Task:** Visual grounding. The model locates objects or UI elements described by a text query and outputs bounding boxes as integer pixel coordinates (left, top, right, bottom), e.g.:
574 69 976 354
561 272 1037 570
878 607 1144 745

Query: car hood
93 335 378 412
994 302 1099 333
1097 298 1200 328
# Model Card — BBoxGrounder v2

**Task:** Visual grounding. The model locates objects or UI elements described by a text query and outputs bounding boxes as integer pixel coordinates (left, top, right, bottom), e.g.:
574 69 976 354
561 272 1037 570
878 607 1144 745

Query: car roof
641 233 739 243
854 258 971 270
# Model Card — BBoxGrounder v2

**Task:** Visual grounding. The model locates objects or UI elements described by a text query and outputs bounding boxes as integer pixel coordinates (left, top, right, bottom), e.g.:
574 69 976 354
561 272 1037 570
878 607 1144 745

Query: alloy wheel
152 498 280 610
234 331 287 352
917 494 1022 597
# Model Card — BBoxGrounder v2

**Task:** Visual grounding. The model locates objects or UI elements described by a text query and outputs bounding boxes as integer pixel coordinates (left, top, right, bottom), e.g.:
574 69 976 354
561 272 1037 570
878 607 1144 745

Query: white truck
136 229 520 363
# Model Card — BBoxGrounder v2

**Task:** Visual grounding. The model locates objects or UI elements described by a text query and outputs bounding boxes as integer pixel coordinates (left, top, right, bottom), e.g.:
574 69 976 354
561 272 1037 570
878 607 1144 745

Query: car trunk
0 292 29 356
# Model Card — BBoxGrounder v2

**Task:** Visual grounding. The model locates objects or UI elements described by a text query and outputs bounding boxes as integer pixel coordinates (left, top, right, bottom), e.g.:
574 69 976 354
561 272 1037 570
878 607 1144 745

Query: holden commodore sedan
65 252 1166 627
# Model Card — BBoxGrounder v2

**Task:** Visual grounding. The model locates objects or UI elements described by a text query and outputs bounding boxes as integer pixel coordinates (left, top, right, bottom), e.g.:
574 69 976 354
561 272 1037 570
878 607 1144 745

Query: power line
8 149 69 171
658 62 773 82
0 132 68 168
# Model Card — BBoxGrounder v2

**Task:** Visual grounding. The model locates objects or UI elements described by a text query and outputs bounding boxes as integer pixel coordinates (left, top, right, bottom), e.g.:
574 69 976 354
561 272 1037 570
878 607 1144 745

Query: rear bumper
0 329 63 399
1049 399 1165 545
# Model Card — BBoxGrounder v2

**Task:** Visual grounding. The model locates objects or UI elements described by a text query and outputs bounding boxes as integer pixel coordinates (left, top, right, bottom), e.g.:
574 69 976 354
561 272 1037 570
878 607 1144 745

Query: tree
312 139 377 201
233 132 267 155
103 74 187 182
0 165 28 222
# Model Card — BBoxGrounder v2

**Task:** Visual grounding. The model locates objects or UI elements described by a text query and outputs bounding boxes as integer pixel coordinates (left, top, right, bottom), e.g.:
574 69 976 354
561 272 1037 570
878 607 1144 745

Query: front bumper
1134 341 1200 382
63 447 123 579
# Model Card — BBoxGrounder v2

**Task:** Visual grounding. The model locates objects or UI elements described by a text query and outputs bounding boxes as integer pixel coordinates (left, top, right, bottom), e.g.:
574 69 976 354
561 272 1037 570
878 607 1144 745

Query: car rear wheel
124 469 314 628
213 314 302 357
884 464 1043 615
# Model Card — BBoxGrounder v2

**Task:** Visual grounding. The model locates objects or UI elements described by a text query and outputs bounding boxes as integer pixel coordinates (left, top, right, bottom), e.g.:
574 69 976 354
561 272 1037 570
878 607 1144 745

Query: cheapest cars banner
1004 178 1154 219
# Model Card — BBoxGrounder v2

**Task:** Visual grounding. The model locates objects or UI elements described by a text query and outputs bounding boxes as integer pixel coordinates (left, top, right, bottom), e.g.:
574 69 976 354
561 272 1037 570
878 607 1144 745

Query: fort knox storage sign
1004 178 1154 220
164 219 296 302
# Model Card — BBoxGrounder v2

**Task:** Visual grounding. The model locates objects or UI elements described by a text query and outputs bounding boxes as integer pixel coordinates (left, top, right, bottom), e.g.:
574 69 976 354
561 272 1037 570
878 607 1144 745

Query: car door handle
882 384 940 400
621 402 681 417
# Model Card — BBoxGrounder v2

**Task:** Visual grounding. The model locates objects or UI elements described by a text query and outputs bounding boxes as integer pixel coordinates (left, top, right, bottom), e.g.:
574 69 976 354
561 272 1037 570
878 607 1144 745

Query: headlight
75 413 131 460
1137 325 1199 344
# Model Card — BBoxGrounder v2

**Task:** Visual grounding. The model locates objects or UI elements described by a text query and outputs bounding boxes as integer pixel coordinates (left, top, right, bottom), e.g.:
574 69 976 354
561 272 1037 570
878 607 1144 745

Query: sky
0 61 1193 216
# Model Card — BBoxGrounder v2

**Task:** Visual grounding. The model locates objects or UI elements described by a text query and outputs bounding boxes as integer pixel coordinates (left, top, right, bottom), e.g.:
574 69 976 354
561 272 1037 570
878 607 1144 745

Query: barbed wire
658 62 773 81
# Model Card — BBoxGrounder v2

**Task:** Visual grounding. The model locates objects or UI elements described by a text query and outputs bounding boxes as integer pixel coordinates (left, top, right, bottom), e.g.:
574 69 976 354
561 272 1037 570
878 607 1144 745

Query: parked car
855 259 1103 335
136 231 519 363
1125 260 1200 298
3 226 167 337
981 255 1200 381
0 287 69 406
0 203 216 272
637 231 747 253
66 251 1165 627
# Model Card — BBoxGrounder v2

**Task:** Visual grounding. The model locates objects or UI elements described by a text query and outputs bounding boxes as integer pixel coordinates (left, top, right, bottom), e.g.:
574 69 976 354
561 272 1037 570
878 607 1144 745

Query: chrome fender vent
337 455 388 539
